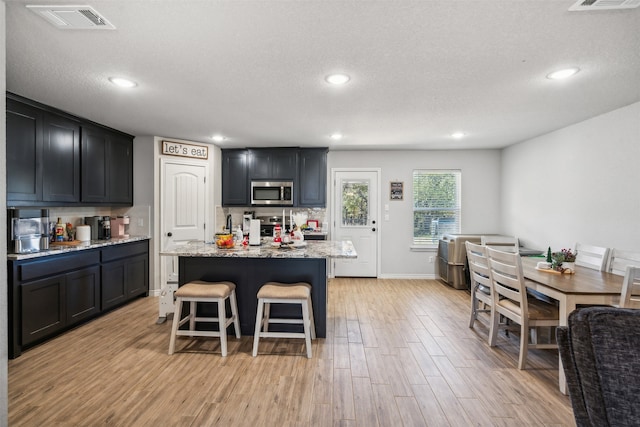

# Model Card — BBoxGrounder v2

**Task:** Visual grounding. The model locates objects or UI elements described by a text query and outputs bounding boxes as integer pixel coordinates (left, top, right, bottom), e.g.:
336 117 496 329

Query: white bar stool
168 280 240 357
252 281 316 358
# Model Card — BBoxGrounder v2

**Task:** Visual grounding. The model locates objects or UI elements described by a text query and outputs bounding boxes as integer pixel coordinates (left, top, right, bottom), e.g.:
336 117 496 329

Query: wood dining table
521 257 624 395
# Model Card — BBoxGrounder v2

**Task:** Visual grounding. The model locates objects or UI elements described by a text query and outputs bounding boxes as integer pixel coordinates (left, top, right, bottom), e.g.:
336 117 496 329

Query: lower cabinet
8 239 149 358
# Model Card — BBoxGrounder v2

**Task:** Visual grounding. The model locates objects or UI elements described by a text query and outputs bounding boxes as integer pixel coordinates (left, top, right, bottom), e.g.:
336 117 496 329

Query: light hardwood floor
9 278 575 426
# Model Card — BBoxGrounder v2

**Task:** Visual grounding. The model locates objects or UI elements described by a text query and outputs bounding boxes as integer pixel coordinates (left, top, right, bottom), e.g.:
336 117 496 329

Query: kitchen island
160 240 356 337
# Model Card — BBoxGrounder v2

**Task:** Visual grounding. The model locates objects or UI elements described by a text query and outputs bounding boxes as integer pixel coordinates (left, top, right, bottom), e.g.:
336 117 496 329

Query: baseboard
377 273 438 280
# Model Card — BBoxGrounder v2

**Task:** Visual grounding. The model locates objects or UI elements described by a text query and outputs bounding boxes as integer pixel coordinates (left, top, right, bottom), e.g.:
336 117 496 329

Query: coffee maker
8 209 50 253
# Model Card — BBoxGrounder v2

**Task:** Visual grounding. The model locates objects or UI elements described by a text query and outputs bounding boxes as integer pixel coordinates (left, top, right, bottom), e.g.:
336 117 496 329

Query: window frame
412 169 462 246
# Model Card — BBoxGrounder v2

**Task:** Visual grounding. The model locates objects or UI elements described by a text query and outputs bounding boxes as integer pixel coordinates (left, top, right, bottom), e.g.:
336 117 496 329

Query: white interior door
161 160 208 283
332 170 379 277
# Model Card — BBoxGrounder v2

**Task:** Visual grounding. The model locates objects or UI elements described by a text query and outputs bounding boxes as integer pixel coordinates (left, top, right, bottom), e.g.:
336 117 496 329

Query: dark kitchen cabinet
298 148 327 207
108 133 134 204
248 149 297 181
222 149 249 206
43 112 81 202
8 239 149 358
20 274 65 346
101 240 149 311
81 125 133 205
6 97 44 203
6 93 133 207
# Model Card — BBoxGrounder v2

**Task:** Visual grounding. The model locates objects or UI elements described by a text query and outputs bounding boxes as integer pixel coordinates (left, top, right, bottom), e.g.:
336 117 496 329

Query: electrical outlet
428 256 434 263
384 214 390 221
138 218 144 227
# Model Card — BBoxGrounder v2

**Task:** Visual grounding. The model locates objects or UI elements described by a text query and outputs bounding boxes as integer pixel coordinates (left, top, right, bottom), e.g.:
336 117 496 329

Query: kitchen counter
7 236 151 261
160 238 356 259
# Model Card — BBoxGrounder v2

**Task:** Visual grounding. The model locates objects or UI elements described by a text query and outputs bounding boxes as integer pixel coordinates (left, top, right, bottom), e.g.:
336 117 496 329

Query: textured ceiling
6 0 640 150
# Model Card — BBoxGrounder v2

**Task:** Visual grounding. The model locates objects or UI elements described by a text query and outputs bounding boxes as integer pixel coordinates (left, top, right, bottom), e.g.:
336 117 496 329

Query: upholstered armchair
557 307 640 427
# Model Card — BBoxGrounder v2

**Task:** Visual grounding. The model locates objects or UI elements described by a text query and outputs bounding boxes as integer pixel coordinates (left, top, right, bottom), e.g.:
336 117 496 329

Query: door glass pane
341 179 369 226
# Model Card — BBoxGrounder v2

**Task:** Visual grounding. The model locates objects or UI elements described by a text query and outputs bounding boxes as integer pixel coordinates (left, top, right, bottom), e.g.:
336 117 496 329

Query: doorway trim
330 167 382 278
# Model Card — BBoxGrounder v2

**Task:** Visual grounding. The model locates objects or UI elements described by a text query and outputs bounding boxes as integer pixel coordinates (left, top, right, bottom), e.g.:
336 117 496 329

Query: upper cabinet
7 98 44 203
221 149 249 206
298 148 327 207
248 149 298 181
81 125 133 205
222 147 327 207
6 93 133 207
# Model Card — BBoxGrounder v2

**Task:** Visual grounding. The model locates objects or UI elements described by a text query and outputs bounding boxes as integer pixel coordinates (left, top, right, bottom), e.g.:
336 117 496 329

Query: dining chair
486 247 559 369
465 242 494 339
620 266 640 309
607 248 640 276
575 243 609 271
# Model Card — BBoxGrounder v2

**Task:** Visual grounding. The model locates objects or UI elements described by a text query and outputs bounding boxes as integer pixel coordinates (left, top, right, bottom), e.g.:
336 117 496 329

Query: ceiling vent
569 0 640 11
26 5 116 29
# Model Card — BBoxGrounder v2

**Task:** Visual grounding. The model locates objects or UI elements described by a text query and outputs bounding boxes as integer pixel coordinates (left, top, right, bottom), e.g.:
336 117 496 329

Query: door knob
372 220 376 224
372 228 376 232
167 232 173 237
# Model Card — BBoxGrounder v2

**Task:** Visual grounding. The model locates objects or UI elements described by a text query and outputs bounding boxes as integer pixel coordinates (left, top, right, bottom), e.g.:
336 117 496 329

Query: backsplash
48 205 151 238
216 206 328 234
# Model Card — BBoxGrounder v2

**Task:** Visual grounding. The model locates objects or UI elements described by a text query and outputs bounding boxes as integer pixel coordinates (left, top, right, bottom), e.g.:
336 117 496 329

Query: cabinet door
108 133 133 205
126 254 148 297
101 259 126 310
248 149 297 180
222 149 249 206
66 266 100 324
298 149 327 207
270 150 297 180
21 275 66 345
81 125 109 203
6 98 43 202
43 113 81 202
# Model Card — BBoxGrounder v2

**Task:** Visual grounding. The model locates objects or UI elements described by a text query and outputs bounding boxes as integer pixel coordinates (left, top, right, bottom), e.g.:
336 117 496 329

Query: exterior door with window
333 170 379 277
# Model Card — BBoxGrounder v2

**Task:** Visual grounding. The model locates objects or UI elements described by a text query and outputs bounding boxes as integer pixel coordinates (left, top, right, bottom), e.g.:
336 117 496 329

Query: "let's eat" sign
162 140 209 160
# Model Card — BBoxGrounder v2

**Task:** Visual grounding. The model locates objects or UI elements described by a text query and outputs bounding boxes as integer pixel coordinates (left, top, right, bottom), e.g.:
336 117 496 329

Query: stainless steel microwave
251 181 294 205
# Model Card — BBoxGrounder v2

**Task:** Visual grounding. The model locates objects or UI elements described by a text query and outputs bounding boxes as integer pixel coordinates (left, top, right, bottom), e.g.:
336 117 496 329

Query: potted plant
552 248 577 272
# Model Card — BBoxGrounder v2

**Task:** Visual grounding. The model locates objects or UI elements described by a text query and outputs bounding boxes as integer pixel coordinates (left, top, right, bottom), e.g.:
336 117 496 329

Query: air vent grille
569 0 640 11
26 5 116 29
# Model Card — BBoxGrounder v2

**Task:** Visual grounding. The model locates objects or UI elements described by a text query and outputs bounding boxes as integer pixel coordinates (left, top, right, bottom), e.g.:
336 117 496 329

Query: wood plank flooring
8 278 576 426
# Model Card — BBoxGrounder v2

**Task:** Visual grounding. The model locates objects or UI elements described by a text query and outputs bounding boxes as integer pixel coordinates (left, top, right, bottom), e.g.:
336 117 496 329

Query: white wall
502 101 640 253
328 149 502 278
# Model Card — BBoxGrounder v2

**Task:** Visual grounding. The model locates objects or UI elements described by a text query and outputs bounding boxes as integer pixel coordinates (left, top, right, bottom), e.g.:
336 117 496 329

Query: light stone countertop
7 236 151 261
160 239 357 259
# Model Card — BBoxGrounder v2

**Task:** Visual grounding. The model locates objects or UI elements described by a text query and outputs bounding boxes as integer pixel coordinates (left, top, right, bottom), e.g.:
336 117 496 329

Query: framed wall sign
390 181 404 200
162 140 209 160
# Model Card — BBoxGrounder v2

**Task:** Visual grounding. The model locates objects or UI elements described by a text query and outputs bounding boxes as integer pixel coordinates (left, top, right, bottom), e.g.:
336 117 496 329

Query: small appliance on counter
242 211 255 234
85 216 101 240
99 216 111 240
8 208 50 254
111 216 130 238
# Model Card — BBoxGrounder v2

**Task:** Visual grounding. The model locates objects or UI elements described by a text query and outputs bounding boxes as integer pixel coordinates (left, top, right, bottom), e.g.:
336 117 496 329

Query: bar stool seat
168 280 240 356
252 282 316 358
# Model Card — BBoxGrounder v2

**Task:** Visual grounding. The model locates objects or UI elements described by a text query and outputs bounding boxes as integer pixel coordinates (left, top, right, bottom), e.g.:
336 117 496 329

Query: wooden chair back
620 266 640 309
486 247 527 324
575 243 609 271
607 249 640 276
466 241 491 292
481 235 519 253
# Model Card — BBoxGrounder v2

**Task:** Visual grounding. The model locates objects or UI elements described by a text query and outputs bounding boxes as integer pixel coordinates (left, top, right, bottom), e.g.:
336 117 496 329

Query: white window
413 170 461 245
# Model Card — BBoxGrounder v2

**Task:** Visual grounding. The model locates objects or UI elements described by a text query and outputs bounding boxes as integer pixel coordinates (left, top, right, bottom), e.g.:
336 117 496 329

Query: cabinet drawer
101 240 148 262
19 251 100 282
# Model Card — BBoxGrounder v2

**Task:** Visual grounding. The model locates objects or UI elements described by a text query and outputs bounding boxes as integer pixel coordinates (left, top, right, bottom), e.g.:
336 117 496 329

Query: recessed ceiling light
108 77 137 88
330 133 343 141
211 135 226 142
546 67 580 80
325 74 350 85
451 132 466 139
